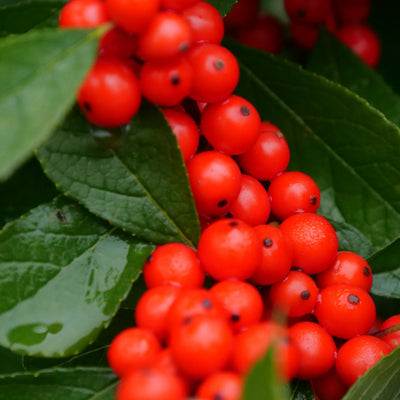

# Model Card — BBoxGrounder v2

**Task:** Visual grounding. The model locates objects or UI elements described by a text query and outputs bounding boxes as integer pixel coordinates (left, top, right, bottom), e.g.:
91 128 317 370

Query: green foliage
0 0 399 398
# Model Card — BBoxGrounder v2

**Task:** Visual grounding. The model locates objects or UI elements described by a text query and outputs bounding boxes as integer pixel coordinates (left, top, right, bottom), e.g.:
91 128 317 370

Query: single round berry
289 20 319 50
143 243 205 289
268 171 321 221
235 13 283 54
288 321 337 380
228 174 271 226
105 0 159 33
314 284 376 339
182 1 225 45
135 285 183 341
98 27 138 61
195 371 243 400
316 251 373 292
197 218 262 281
236 121 290 181
335 0 371 25
250 224 293 286
335 335 391 386
210 280 264 332
337 24 381 68
278 212 338 275
59 0 110 28
137 11 192 61
162 109 199 162
284 0 331 23
379 314 400 350
77 57 141 127
223 0 260 31
169 314 234 380
200 95 261 155
107 327 161 377
140 57 193 106
269 270 319 317
311 367 349 400
116 366 187 400
187 43 240 103
187 151 242 216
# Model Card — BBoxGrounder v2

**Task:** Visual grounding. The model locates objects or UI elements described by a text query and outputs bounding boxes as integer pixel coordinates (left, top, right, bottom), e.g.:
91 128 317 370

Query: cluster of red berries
284 0 380 67
57 1 399 399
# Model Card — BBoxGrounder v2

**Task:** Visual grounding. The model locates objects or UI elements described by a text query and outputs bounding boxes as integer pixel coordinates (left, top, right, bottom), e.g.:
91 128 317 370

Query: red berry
236 121 290 181
195 371 243 400
59 0 110 28
228 174 271 226
187 151 242 217
169 314 234 379
77 58 141 127
235 13 283 54
210 280 264 332
224 0 260 31
200 95 261 155
116 366 187 400
335 335 391 386
187 43 240 103
139 57 193 106
162 109 199 162
160 0 198 11
107 327 162 377
336 24 381 68
231 321 299 382
197 218 262 281
316 251 373 292
279 213 338 275
143 243 205 289
334 0 371 24
135 285 183 341
314 284 376 339
105 0 159 33
250 224 293 285
182 1 225 45
270 270 319 317
380 314 400 350
98 27 137 60
137 11 192 61
311 367 349 400
288 321 337 380
268 171 321 221
285 0 331 23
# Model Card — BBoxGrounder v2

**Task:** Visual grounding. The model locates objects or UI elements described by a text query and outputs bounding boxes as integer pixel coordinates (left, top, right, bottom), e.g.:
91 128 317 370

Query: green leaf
0 1 66 36
368 238 400 273
0 158 58 228
342 347 400 400
0 28 102 181
0 197 154 357
0 367 118 400
243 348 290 400
37 102 200 247
206 0 237 17
371 269 400 299
290 380 315 400
227 40 400 262
308 30 400 127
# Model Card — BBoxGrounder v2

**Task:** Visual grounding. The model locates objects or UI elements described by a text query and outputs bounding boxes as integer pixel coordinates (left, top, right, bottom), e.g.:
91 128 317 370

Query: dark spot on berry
146 254 153 263
230 313 240 322
363 267 371 276
229 221 239 227
215 59 225 70
179 41 189 52
183 316 193 325
263 238 273 247
297 9 306 18
214 393 223 400
55 210 67 223
240 106 250 116
310 195 317 205
83 102 92 112
301 290 310 300
203 299 212 309
218 199 228 207
225 212 234 218
171 75 180 85
348 294 360 304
